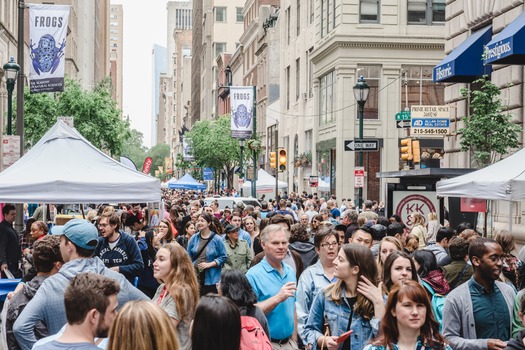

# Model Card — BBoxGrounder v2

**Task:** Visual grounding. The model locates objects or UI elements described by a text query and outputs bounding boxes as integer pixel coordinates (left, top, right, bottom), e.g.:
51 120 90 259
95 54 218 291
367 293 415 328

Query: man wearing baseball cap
13 219 148 350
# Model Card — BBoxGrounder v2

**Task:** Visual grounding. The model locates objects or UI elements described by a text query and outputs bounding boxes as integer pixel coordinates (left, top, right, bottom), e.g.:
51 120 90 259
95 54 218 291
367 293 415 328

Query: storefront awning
484 11 525 65
433 25 492 83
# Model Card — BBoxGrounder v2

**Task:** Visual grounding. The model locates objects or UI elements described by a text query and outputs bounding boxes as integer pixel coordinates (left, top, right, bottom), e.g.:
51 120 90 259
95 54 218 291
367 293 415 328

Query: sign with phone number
411 128 448 135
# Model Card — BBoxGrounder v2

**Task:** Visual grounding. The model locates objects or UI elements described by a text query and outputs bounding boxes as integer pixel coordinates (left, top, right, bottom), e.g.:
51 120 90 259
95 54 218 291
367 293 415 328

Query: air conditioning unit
302 92 308 100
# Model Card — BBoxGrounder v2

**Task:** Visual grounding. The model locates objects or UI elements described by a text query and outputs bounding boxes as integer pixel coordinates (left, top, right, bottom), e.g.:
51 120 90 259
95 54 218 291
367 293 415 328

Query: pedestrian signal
412 140 421 163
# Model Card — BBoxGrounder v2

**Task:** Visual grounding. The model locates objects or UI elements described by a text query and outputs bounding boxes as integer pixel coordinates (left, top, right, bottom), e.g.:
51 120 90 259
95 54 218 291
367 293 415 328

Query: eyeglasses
320 242 339 249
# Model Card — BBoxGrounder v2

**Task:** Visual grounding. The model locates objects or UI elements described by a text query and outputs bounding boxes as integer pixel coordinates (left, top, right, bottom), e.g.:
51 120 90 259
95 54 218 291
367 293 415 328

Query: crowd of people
0 190 524 350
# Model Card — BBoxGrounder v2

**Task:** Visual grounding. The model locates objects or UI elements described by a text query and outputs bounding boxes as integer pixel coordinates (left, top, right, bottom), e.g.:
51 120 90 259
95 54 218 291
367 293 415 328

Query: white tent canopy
436 147 525 201
243 169 287 193
0 121 160 203
161 177 178 189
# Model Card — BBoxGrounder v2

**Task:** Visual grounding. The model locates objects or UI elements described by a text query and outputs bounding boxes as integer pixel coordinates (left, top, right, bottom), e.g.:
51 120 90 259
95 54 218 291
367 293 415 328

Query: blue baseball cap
51 219 99 250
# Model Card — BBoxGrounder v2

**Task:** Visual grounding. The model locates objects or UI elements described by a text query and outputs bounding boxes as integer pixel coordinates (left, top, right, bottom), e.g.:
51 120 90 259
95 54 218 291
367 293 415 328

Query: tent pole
80 204 85 219
484 201 488 237
509 201 513 232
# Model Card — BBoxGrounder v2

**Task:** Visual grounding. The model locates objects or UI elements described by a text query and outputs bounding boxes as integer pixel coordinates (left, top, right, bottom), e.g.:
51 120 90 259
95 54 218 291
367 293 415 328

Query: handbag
193 232 216 283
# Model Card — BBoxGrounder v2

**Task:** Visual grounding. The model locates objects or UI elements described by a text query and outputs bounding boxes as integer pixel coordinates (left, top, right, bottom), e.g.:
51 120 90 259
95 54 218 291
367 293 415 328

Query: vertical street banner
29 4 70 93
230 86 254 139
183 137 194 161
165 157 173 175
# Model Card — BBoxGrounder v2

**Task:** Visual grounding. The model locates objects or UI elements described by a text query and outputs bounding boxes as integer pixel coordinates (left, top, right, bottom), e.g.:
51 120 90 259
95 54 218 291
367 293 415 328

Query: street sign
396 120 410 129
1 135 20 171
410 105 450 136
354 167 364 188
344 139 379 152
395 111 411 121
309 176 318 187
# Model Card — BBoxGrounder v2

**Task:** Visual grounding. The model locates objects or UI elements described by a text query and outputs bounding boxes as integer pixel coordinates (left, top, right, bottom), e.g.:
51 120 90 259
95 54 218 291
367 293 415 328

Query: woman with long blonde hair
410 212 427 249
303 243 385 350
153 243 199 350
107 300 179 350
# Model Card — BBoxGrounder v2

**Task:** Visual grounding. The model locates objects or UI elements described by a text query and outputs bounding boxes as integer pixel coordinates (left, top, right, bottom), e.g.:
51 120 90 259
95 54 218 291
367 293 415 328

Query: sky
112 0 169 148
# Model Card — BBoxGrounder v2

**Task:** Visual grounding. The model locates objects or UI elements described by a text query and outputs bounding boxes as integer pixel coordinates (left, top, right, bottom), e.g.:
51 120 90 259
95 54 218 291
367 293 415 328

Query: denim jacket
297 261 336 342
303 284 379 350
187 232 227 285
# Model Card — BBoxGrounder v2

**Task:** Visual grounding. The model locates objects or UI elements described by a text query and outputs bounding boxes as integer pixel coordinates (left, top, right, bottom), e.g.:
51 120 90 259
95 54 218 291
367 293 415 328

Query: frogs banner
230 86 254 139
29 4 70 93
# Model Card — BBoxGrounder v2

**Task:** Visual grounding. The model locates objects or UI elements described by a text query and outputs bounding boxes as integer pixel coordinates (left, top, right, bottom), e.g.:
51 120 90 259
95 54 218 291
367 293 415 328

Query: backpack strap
450 264 469 290
420 280 435 296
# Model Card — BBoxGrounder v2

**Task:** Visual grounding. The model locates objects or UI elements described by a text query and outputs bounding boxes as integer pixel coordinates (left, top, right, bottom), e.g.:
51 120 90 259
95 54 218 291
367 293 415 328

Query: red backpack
239 316 272 350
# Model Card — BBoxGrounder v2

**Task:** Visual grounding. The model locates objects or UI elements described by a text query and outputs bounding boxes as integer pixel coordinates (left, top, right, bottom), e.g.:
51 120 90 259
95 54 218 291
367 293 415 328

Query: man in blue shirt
442 237 516 350
247 224 298 349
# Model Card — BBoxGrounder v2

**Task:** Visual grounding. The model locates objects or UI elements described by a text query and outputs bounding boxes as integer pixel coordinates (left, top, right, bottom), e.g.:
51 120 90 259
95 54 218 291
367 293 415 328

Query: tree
186 115 243 189
459 75 522 168
121 129 147 170
20 78 131 156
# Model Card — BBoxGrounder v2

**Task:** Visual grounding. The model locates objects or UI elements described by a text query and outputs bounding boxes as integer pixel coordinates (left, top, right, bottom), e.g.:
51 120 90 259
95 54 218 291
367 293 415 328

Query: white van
204 197 261 210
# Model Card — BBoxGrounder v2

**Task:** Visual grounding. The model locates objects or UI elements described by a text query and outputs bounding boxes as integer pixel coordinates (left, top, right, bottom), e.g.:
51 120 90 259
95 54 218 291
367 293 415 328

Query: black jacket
0 219 22 277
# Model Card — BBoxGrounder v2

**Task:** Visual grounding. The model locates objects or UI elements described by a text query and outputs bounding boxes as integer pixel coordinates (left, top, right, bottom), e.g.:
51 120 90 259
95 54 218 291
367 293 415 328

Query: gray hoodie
13 257 148 350
425 243 452 266
6 275 48 350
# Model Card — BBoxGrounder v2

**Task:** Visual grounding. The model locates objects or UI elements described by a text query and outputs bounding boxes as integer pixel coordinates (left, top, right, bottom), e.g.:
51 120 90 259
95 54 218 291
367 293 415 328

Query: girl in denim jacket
363 280 451 350
303 243 385 350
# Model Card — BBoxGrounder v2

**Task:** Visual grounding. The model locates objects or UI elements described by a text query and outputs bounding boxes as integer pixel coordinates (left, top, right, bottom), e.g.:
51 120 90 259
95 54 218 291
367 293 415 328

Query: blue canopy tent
168 173 206 190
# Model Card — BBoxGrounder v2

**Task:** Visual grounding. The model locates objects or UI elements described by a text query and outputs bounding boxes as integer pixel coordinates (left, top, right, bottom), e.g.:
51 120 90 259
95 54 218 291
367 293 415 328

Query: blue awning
484 11 525 65
433 25 492 83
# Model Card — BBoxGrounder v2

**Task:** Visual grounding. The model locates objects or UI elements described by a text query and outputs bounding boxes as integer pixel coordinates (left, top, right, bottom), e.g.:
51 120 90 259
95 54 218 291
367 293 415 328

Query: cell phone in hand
336 330 354 344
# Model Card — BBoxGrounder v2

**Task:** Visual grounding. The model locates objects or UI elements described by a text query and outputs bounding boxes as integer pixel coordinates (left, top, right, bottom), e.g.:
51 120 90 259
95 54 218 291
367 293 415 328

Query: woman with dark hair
137 229 160 298
176 221 195 249
364 281 451 350
19 218 36 254
218 269 271 337
412 250 450 296
191 294 241 350
495 230 522 288
303 243 385 350
382 251 418 295
310 214 324 237
187 213 227 296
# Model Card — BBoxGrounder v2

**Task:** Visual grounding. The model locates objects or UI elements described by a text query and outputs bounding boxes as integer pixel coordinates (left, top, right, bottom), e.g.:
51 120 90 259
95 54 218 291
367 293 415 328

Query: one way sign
344 139 379 152
397 120 410 128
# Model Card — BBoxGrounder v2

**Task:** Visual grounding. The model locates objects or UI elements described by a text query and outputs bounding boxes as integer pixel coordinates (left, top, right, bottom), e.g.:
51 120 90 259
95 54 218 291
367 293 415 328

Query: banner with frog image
29 4 70 93
230 86 254 139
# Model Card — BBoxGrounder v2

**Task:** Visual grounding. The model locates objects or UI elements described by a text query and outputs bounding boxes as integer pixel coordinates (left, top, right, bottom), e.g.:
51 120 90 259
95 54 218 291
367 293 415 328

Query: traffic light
400 138 413 161
278 148 287 171
412 140 421 163
269 151 277 168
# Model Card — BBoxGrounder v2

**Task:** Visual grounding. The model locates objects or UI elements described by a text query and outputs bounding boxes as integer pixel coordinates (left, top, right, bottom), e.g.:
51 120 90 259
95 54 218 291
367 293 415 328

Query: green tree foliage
21 78 131 156
147 143 170 178
186 115 243 189
459 76 522 168
121 129 147 170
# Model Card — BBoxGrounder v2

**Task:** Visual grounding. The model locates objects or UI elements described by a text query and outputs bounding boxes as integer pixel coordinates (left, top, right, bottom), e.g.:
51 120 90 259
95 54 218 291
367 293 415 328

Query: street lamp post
353 75 370 211
239 139 245 197
3 57 20 135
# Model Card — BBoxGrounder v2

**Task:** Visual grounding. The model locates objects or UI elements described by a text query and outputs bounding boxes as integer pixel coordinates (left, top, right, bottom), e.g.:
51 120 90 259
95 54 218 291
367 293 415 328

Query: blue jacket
303 284 379 350
93 231 144 283
13 257 148 350
187 232 227 286
137 237 160 291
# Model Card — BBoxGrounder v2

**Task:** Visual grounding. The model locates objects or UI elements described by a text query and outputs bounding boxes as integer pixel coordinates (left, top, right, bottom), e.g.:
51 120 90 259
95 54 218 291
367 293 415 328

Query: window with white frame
236 7 243 22
408 0 445 25
356 65 380 120
215 7 227 22
319 71 336 126
215 42 226 58
360 0 379 23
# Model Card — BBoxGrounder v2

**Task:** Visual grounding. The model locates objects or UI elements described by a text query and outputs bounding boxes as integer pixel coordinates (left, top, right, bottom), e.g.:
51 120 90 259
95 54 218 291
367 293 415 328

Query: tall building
276 0 445 199
193 0 245 123
78 0 110 91
438 1 525 231
109 4 123 111
165 1 192 161
152 44 168 146
191 0 203 127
